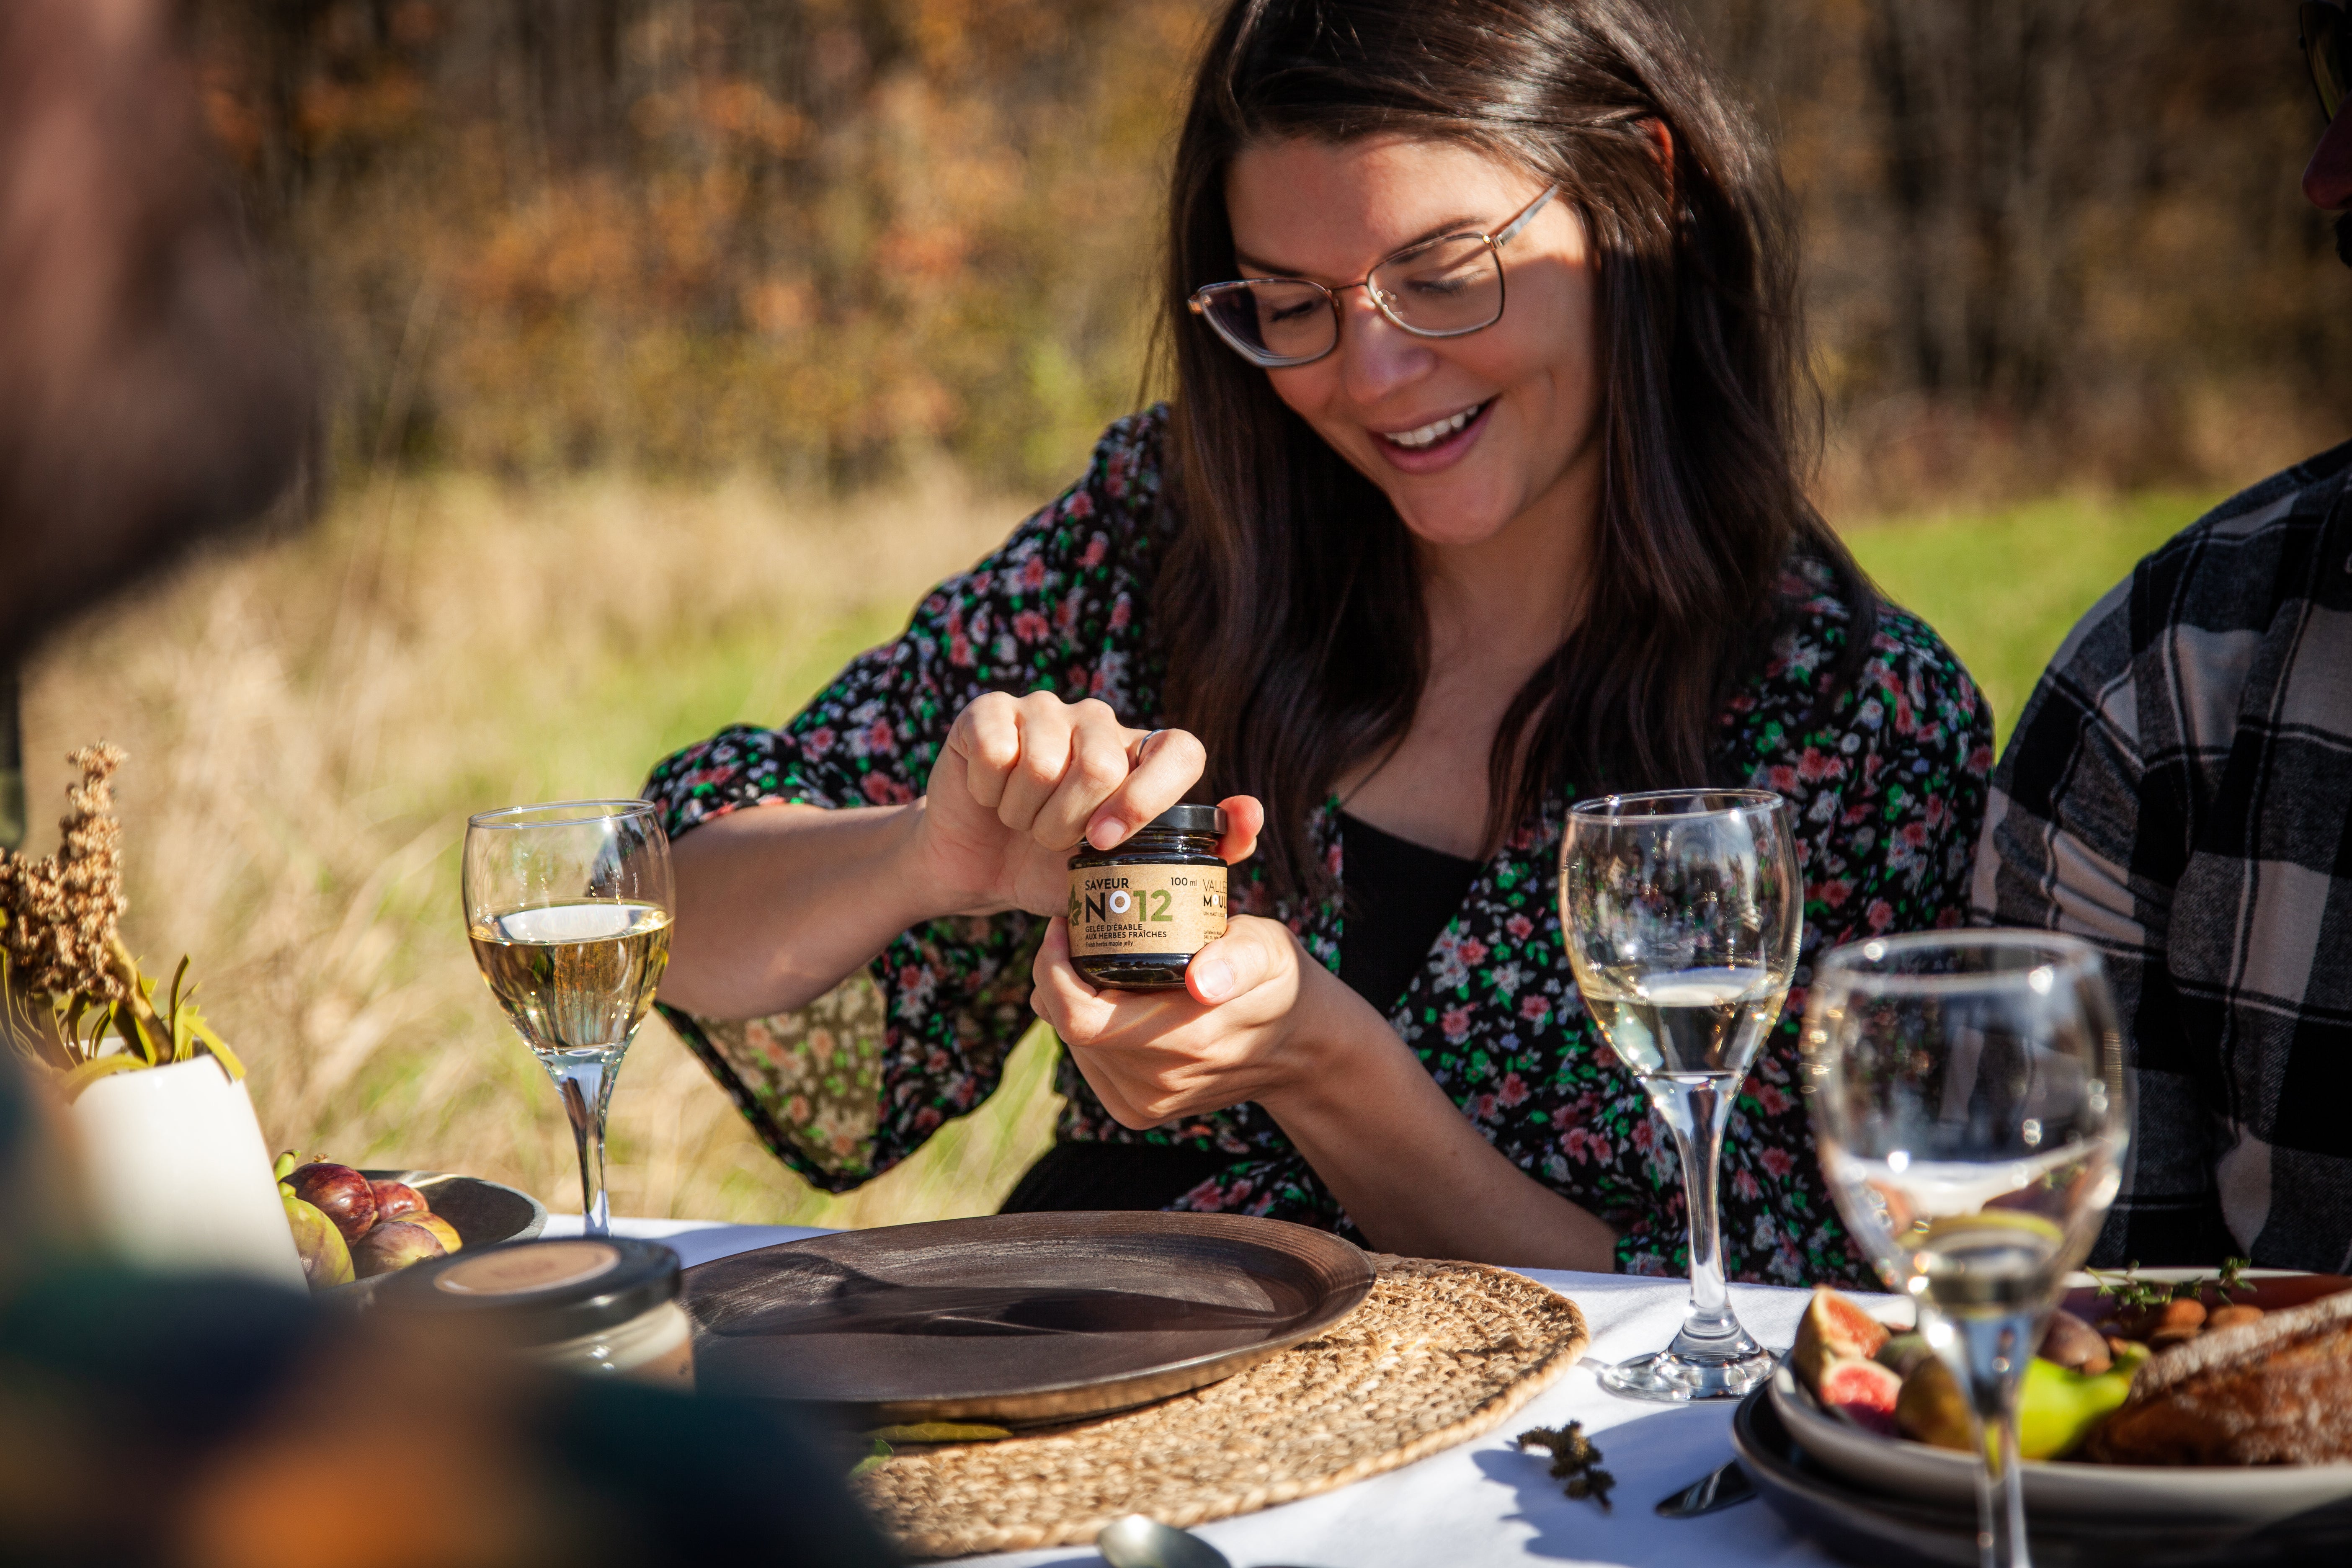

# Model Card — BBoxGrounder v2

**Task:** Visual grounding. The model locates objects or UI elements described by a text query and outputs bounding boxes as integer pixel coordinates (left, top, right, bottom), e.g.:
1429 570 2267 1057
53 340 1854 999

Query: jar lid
1145 804 1228 836
378 1236 682 1345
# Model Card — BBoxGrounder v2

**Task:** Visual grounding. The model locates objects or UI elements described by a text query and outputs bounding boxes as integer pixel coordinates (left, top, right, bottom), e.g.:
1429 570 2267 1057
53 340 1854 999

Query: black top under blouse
1002 811 1481 1215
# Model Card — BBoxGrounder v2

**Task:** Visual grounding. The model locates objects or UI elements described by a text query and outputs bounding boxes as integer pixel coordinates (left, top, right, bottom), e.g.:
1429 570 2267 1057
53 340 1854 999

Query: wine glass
463 800 674 1238
1803 932 2128 1568
1558 789 1802 1401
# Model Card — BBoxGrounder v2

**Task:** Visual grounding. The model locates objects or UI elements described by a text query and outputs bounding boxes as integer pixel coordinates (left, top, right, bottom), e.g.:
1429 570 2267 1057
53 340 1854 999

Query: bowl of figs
277 1151 547 1292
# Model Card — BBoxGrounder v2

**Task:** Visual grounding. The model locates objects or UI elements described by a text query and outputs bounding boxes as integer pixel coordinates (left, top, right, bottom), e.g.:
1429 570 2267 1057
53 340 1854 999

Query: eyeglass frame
1186 183 1563 369
2303 1 2348 121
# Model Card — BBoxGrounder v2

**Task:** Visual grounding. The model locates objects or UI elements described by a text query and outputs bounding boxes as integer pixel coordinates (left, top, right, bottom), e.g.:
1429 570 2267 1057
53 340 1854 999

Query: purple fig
369 1179 428 1222
281 1192 354 1287
351 1220 446 1279
288 1161 377 1243
402 1212 462 1254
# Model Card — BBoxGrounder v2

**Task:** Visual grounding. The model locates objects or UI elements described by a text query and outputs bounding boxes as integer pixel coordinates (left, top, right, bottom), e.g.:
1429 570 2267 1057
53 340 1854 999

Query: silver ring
1130 729 1168 765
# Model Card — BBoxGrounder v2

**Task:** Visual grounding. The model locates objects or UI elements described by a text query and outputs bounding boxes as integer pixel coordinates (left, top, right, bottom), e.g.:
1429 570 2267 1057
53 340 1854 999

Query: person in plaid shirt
1973 9 2352 1272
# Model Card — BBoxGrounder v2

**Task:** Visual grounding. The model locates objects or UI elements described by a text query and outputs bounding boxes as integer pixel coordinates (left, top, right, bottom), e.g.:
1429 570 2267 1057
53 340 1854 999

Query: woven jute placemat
855 1254 1589 1559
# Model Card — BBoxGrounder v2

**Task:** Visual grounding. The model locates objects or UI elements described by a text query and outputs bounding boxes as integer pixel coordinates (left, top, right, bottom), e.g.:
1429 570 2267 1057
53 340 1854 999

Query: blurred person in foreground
1971 6 2352 1272
652 0 1992 1286
0 3 892 1563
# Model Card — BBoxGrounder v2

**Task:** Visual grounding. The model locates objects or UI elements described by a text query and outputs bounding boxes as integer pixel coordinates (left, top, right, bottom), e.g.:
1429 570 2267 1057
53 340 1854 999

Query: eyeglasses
2305 2 2348 121
1187 185 1561 369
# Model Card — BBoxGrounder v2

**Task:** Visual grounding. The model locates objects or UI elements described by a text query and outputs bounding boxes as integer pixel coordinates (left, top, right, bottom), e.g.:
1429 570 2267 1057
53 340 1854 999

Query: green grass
1843 491 2223 747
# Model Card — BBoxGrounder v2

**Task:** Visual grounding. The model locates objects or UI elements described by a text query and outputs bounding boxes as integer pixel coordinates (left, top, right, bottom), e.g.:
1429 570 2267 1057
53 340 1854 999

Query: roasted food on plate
2089 1288 2352 1466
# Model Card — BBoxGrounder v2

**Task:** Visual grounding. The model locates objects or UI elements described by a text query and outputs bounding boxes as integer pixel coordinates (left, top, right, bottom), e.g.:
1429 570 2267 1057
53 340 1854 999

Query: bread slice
2089 1288 2352 1466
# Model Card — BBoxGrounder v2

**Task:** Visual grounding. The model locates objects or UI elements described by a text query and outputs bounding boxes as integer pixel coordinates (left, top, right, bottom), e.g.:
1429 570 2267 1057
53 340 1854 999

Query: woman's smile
1372 397 1494 471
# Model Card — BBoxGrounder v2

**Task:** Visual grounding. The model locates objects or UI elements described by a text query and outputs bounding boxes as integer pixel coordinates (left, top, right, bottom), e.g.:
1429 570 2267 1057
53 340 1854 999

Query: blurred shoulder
1771 549 1986 726
2030 438 2352 720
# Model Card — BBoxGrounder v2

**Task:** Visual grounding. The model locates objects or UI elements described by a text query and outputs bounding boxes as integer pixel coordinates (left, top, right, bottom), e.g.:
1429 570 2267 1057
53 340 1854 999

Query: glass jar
1066 804 1229 990
378 1236 694 1390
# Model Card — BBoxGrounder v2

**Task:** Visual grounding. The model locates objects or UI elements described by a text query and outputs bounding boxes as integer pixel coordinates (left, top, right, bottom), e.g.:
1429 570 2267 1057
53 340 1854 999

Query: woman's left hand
1028 914 1364 1128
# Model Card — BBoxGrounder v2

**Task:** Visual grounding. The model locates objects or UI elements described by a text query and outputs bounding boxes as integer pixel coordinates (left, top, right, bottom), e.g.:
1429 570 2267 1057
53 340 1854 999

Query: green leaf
862 1422 1011 1444
848 1438 892 1478
59 1053 151 1101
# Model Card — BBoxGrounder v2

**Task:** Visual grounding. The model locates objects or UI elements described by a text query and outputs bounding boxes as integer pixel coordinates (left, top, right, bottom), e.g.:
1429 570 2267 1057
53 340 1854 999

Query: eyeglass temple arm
1494 184 1561 248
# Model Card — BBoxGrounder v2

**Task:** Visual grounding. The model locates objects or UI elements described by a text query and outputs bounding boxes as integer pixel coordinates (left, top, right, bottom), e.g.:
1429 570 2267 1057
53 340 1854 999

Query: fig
1791 1285 1892 1395
2039 1309 2112 1375
403 1212 462 1253
1875 1331 1934 1379
351 1220 446 1279
1896 1354 1973 1452
2207 1303 2265 1332
369 1179 428 1222
281 1191 354 1287
1819 1357 1902 1436
288 1161 377 1243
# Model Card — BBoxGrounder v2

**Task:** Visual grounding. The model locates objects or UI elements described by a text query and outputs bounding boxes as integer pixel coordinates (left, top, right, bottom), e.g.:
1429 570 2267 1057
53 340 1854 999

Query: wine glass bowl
1803 931 2128 1568
463 800 674 1238
1559 788 1803 1402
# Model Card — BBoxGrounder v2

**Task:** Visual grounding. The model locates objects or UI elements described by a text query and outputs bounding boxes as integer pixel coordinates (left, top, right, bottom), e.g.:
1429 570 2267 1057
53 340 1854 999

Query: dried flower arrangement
1 744 241 1097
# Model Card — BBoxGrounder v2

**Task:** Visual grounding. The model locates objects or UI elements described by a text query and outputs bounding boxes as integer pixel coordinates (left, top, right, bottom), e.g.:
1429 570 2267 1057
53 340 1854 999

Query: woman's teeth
1383 403 1485 449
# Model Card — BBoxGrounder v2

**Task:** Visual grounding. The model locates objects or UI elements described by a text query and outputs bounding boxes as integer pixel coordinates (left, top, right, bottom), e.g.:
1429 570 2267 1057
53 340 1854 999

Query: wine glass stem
1663 1078 1739 1341
549 1049 622 1238
1945 1310 2037 1568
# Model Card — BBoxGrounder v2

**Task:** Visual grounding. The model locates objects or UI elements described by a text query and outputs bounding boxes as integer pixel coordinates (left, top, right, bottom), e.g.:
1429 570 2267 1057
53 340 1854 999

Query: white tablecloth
561 1216 1844 1567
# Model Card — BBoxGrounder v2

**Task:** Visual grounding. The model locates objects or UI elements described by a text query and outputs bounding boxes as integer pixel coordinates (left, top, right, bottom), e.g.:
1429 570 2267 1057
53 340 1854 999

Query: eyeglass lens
2306 3 2348 120
1200 234 1504 364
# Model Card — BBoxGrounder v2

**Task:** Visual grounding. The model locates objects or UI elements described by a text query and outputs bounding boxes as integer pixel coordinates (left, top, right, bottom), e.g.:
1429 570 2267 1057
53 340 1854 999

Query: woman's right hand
913 692 1263 917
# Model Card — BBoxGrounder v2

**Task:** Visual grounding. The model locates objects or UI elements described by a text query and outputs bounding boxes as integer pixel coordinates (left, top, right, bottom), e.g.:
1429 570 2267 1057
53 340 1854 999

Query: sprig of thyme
1518 1421 1616 1511
2086 1256 2251 1311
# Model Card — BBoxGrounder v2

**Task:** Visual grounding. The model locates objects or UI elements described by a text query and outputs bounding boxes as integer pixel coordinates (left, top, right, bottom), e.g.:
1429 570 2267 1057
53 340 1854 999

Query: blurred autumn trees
193 0 2350 505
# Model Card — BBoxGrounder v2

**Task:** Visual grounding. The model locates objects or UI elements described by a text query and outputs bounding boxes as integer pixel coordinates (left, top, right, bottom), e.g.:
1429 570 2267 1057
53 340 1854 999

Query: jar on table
1065 804 1229 990
378 1236 694 1390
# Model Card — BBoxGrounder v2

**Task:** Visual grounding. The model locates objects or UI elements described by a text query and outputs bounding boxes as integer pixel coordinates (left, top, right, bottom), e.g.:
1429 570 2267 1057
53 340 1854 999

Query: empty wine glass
1559 789 1802 1401
464 800 674 1237
1803 932 2128 1568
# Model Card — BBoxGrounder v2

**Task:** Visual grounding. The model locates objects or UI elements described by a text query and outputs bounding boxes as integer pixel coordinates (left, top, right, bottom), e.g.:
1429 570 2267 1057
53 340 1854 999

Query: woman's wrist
1256 959 1406 1124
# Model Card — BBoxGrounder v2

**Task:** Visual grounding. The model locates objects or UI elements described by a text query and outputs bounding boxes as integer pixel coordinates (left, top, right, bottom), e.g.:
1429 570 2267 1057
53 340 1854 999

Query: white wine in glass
1804 932 2128 1568
464 800 674 1238
1559 788 1802 1402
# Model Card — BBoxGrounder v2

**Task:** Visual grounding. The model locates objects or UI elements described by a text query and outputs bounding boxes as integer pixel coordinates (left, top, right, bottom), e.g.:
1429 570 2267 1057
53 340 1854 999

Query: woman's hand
1028 913 1364 1128
915 691 1263 917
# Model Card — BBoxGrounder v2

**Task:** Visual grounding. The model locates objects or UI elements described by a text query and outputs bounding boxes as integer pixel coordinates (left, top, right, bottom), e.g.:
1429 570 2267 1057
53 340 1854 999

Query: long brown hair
1153 0 1878 901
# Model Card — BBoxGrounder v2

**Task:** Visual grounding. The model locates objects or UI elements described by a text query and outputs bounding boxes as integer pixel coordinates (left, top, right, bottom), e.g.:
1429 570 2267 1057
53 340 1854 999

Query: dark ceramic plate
1732 1382 2352 1568
680 1210 1375 1425
360 1168 548 1252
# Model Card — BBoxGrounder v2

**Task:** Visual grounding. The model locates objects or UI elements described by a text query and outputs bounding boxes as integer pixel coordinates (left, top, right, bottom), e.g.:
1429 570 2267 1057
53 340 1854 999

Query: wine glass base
1595 1348 1777 1403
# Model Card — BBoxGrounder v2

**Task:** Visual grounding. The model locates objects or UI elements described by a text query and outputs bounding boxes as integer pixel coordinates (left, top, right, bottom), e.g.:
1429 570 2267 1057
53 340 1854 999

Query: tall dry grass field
18 471 1064 1227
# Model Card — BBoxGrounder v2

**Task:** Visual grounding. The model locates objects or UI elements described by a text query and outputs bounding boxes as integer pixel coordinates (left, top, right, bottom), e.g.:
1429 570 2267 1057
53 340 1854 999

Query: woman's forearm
660 801 947 1020
1261 1001 1620 1271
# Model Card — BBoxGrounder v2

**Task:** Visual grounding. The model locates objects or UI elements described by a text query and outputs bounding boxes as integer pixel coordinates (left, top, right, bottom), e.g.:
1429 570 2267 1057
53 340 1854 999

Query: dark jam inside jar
1066 804 1229 989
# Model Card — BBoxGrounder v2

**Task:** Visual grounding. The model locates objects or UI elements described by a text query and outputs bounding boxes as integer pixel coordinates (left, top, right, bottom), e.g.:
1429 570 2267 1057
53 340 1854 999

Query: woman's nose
1335 287 1436 406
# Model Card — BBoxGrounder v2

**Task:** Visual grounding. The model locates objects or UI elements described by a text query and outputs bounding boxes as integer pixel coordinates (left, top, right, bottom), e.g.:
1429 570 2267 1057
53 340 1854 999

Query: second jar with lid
1065 805 1228 989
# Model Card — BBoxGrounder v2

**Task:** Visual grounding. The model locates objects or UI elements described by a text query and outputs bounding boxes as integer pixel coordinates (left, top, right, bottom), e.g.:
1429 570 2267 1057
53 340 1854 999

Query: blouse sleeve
1608 572 1997 1283
641 407 1171 1192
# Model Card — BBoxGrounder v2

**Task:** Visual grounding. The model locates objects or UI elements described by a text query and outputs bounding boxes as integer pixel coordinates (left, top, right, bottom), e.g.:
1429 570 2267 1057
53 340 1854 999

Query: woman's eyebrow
1233 215 1488 278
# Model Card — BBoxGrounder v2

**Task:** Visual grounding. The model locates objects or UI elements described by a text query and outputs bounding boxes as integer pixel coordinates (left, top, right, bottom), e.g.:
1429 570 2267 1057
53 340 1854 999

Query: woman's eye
1264 299 1320 324
1403 270 1476 298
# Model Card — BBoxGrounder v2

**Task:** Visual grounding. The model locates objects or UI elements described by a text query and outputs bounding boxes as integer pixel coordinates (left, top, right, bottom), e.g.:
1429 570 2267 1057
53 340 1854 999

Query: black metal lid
1142 804 1227 837
378 1236 681 1344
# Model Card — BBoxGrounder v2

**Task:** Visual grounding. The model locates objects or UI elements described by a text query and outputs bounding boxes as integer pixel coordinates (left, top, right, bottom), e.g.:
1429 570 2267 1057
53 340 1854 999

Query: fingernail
1191 952 1232 1001
1089 817 1127 850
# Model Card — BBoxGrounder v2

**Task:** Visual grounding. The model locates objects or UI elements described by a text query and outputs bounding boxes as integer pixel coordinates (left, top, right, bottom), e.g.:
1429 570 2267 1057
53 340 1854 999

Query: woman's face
1224 135 1601 551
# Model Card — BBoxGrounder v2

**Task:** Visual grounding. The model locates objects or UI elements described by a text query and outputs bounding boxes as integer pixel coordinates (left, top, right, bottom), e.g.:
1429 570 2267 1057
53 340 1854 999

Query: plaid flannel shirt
1973 439 2352 1271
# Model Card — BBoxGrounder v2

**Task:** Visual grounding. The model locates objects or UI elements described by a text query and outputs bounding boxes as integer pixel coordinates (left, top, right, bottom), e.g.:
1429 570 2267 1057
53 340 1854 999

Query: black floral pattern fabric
644 405 1994 1286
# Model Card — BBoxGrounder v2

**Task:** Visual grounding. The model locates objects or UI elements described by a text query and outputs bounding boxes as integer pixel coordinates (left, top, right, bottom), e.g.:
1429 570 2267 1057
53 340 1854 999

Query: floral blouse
644 405 1994 1287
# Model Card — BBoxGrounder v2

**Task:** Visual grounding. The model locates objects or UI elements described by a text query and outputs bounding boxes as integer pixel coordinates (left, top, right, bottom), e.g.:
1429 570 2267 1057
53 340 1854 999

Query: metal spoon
1095 1514 1324 1568
1652 1458 1756 1518
1096 1516 1233 1568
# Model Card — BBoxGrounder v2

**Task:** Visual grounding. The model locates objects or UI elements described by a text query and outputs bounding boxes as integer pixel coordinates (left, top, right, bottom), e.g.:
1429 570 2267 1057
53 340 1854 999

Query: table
557 1216 1846 1567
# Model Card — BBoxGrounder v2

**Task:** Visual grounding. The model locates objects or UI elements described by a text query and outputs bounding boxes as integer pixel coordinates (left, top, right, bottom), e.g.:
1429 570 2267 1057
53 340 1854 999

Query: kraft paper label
1067 863 1228 957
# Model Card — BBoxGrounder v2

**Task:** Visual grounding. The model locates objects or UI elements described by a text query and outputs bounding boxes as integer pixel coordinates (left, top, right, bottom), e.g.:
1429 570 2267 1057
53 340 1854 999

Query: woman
646 0 1991 1284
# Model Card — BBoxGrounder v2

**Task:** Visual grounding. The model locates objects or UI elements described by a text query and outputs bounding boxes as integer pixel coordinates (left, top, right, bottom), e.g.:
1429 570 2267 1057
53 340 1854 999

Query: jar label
1067 863 1228 957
